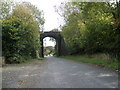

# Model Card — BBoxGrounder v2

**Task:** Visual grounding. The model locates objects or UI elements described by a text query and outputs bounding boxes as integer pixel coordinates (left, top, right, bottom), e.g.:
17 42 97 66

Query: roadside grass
59 56 120 71
22 57 44 64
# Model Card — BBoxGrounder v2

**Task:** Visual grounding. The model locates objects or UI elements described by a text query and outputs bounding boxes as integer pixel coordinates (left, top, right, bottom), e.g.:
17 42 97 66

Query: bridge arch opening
40 32 68 57
43 37 56 56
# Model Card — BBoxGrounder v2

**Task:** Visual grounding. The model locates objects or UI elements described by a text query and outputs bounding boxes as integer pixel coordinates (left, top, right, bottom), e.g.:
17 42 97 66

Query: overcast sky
15 0 66 32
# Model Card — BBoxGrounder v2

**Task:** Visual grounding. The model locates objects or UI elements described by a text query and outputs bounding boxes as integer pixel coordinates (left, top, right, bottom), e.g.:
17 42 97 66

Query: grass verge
58 56 120 71
22 57 44 64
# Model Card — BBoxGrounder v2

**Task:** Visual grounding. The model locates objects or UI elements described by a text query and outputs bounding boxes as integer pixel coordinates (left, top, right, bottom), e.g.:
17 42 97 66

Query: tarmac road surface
2 56 119 88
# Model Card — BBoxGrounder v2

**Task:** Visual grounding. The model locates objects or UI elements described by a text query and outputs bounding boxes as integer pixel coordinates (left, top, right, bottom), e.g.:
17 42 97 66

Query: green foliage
0 0 14 19
44 46 55 56
59 1 120 61
37 57 44 60
2 2 44 63
22 2 45 32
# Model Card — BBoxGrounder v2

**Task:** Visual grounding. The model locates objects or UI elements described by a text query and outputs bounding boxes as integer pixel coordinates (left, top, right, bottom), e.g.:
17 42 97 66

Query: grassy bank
59 55 120 71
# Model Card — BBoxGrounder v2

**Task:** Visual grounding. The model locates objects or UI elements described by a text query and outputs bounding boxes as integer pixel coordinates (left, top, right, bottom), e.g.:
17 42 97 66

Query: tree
44 46 55 56
2 2 45 63
22 2 45 32
0 0 14 19
58 1 120 61
105 0 120 60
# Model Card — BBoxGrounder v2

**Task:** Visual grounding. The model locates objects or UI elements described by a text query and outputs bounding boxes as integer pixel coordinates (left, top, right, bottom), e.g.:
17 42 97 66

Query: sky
14 0 67 46
14 0 111 32
14 0 111 47
15 0 66 32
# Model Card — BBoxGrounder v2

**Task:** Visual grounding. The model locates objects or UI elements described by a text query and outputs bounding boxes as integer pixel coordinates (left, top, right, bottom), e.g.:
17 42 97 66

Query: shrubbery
1 0 44 63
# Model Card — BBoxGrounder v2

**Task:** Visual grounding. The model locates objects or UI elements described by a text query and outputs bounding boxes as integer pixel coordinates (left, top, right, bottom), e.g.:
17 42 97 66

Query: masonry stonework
40 32 68 57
